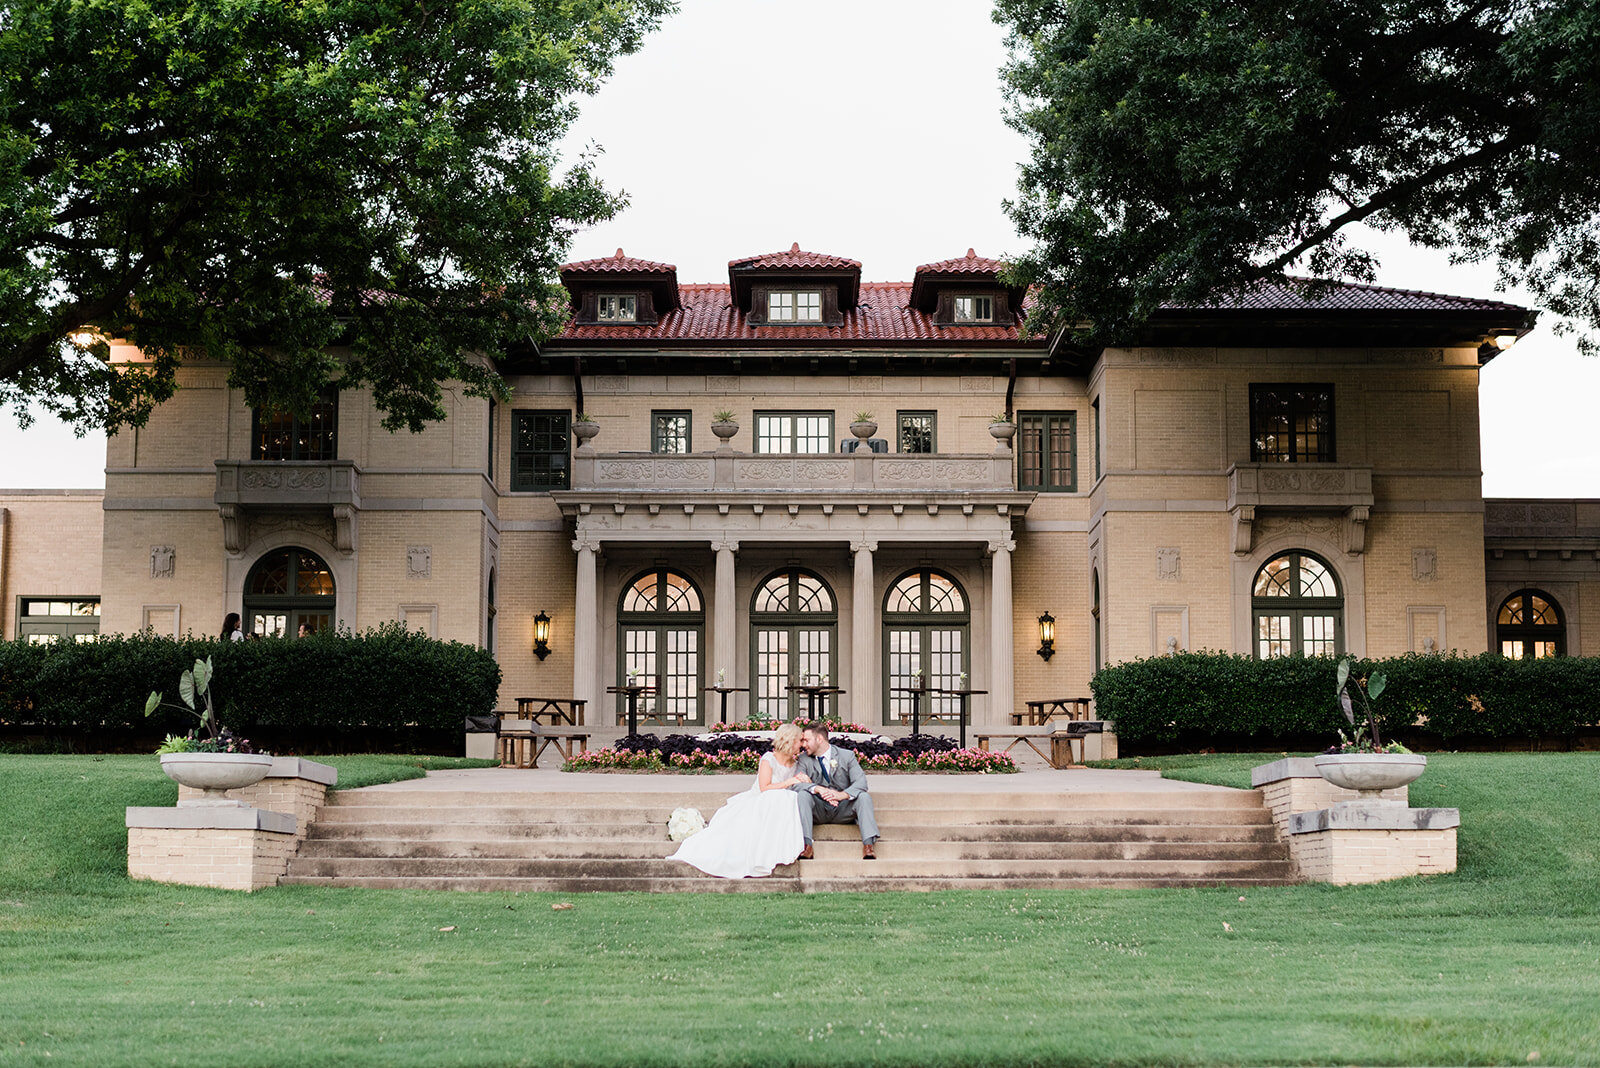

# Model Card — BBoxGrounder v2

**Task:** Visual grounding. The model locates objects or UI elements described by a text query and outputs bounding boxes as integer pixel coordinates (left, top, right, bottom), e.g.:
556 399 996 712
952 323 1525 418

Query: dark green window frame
1018 411 1077 492
1250 384 1335 463
252 387 338 461
511 410 570 491
897 411 936 453
652 410 692 453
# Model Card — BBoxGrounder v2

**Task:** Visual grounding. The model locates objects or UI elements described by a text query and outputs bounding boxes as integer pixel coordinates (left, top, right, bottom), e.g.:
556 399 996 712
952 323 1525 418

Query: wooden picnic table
514 696 586 727
1014 696 1093 726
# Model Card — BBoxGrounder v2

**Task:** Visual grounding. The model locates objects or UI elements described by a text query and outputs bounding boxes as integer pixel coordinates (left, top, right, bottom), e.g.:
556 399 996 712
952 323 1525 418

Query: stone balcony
1226 462 1375 555
214 460 361 552
571 448 1016 494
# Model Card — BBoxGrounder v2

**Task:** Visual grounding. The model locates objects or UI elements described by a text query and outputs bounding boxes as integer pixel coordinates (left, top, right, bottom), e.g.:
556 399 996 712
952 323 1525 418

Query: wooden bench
1013 696 1093 727
497 727 592 768
614 708 688 728
975 727 1084 769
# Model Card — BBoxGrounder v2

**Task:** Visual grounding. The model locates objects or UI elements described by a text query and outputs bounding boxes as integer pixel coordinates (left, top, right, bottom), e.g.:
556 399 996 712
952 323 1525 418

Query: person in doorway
220 613 244 642
297 623 312 638
669 723 809 878
792 723 879 859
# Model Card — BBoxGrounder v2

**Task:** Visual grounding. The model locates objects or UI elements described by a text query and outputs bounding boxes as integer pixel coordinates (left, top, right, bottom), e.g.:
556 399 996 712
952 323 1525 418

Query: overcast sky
3 0 1594 496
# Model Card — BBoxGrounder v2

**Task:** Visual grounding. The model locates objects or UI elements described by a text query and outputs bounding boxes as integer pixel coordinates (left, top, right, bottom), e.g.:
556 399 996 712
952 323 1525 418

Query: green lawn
1 752 1597 1067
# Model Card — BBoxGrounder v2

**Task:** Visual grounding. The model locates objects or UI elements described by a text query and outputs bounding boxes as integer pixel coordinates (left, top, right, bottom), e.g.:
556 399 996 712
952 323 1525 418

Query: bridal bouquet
667 807 706 841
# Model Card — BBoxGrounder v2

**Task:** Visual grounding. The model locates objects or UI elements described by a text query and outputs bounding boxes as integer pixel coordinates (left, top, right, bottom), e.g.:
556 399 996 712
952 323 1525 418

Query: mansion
2 245 1595 728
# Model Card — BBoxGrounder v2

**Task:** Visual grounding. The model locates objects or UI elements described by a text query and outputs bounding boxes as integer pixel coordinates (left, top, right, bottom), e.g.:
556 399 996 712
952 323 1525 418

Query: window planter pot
1313 753 1427 801
710 420 740 445
849 420 878 441
160 753 275 804
988 421 1016 450
571 420 601 448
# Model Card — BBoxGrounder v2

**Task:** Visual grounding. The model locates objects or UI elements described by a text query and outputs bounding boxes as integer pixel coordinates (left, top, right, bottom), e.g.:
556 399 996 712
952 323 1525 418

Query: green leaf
144 692 162 717
191 658 211 698
179 670 196 710
1335 658 1350 696
1339 691 1354 724
1367 670 1386 701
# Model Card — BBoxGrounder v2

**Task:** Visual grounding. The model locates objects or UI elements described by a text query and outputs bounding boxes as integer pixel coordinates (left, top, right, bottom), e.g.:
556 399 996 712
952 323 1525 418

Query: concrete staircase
281 782 1297 892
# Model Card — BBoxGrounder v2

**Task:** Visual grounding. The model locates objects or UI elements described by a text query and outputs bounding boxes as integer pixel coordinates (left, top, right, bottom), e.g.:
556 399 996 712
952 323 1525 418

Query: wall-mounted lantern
1037 611 1056 661
533 610 552 661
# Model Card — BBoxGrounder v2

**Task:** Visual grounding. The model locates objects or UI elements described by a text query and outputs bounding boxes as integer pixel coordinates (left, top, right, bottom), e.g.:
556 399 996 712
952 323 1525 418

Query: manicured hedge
1091 651 1600 745
0 624 501 737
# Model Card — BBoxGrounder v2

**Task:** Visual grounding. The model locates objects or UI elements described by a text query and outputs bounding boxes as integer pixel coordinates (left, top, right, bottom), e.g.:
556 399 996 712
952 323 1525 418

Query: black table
606 684 656 735
928 687 985 749
785 683 846 722
703 684 750 725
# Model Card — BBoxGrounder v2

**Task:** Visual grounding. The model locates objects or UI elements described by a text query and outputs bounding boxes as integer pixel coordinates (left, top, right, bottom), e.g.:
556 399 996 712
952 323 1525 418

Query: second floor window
1251 384 1334 462
254 388 337 461
653 411 691 453
768 291 821 323
954 295 993 322
898 411 936 453
756 411 833 453
1018 411 1076 492
511 410 570 490
597 295 636 322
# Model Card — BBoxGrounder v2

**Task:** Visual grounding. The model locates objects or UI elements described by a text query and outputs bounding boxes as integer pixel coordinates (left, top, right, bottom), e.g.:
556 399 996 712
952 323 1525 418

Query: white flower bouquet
667 807 706 841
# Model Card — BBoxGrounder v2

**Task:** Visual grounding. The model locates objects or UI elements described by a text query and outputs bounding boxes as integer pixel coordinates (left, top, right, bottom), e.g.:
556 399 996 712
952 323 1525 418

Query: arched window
485 568 497 655
1091 569 1102 671
618 568 704 724
750 569 838 721
883 569 970 726
1252 551 1342 658
1497 589 1564 659
244 547 335 637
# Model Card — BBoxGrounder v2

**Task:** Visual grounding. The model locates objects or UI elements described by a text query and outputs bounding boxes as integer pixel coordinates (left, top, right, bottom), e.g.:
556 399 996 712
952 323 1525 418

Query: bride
669 722 810 878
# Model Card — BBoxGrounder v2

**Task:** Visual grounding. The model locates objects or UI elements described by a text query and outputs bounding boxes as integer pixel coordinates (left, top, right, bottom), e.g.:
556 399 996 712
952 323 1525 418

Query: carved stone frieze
795 460 850 481
597 460 656 483
1144 347 1216 364
880 461 931 482
589 375 628 392
706 375 739 391
247 511 336 547
960 376 995 393
737 460 793 482
239 468 330 491
1372 347 1444 364
849 376 882 392
655 460 711 482
936 460 990 483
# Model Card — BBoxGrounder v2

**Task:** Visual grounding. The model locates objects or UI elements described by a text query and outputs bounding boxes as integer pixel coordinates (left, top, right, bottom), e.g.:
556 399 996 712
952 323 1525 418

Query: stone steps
281 776 1297 892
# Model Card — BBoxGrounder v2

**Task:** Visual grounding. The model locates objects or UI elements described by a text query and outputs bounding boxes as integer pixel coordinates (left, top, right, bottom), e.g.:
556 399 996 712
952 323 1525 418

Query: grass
1 752 1597 1066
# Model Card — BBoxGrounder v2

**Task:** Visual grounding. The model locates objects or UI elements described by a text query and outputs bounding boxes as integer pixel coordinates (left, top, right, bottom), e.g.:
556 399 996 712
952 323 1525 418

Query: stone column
713 537 739 713
572 533 600 707
851 538 878 726
988 536 1016 726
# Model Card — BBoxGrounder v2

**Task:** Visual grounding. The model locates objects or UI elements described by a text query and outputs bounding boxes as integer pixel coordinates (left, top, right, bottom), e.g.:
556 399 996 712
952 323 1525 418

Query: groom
791 723 879 860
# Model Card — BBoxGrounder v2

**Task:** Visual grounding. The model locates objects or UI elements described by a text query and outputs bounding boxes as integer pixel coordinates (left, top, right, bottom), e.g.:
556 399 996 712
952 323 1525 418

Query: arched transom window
244 547 335 638
1252 551 1342 658
751 570 838 721
1497 589 1564 659
618 569 704 724
883 569 969 726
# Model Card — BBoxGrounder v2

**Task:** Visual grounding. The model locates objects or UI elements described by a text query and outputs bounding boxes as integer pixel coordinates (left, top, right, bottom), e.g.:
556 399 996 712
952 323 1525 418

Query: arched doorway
244 547 335 637
882 568 970 726
617 568 705 724
750 569 838 721
1497 589 1564 659
1252 550 1342 658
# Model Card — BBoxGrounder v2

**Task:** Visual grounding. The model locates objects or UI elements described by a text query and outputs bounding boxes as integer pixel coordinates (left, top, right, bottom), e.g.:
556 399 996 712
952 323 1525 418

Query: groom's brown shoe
799 844 814 860
862 842 876 860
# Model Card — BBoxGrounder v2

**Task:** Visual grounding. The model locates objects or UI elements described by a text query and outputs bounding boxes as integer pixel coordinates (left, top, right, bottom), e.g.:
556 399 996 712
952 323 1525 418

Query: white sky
3 0 1594 496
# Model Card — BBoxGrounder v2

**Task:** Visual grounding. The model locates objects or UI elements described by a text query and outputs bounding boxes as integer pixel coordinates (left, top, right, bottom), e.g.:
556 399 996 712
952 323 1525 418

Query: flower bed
706 717 873 734
563 731 1017 773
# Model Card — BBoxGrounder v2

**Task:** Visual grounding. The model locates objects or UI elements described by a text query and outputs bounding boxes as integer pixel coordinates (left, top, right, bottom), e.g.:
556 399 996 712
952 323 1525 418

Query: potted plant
146 656 273 802
849 410 878 441
710 409 740 445
571 412 600 447
1313 656 1425 801
988 411 1016 449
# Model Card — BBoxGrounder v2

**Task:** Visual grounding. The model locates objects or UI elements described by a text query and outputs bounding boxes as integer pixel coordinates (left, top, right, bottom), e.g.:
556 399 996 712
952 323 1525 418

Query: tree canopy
996 0 1600 348
0 0 673 433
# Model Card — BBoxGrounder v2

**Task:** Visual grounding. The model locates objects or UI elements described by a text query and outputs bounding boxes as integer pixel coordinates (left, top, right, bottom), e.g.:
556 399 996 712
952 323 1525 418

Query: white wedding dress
668 752 805 878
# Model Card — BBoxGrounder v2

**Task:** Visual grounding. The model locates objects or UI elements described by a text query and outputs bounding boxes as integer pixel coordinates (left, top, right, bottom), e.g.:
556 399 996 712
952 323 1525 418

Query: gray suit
790 745 879 845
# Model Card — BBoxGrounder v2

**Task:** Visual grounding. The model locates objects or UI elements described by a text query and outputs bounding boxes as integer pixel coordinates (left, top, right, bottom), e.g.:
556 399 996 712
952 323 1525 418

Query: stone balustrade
571 449 1015 494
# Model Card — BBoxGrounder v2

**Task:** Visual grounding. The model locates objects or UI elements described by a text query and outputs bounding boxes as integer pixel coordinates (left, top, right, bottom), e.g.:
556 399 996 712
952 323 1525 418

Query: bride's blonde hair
771 723 802 760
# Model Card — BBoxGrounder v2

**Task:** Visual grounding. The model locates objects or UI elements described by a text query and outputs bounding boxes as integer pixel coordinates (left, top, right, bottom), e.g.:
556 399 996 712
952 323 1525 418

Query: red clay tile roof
727 243 862 271
560 248 677 274
1179 275 1528 314
915 249 1006 275
554 282 1025 345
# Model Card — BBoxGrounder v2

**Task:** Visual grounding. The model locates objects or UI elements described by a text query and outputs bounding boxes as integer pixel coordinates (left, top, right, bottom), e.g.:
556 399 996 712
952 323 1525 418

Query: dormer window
597 294 637 322
954 295 993 323
769 291 822 323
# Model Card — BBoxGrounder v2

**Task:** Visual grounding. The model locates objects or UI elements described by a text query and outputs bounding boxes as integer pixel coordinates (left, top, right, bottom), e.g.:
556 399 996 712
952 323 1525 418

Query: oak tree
997 0 1600 346
0 0 673 431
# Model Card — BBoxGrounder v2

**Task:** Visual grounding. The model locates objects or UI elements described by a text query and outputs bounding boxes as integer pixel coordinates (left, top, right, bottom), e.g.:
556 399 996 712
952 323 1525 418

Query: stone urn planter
571 418 600 448
710 419 740 446
989 420 1017 451
160 752 275 804
849 419 878 441
1313 752 1427 801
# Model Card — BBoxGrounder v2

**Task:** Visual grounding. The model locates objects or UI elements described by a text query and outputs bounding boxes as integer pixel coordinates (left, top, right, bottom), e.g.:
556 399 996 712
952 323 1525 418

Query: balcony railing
214 460 360 552
570 449 1015 493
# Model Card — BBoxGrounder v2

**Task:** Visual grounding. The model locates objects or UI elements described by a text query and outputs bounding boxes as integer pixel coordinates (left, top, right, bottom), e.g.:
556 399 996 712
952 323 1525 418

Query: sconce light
1036 611 1056 661
533 610 552 661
